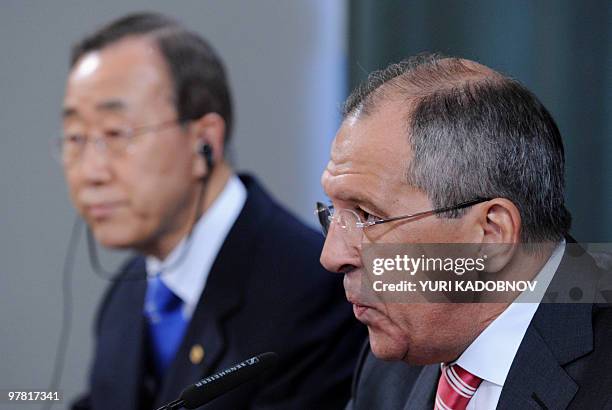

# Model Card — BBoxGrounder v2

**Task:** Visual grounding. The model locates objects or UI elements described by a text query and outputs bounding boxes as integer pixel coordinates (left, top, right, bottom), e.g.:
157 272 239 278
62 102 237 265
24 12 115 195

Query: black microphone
157 352 279 410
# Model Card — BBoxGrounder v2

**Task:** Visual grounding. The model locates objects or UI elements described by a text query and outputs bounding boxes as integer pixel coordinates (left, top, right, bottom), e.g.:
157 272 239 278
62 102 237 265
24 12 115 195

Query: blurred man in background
61 12 364 410
318 54 612 409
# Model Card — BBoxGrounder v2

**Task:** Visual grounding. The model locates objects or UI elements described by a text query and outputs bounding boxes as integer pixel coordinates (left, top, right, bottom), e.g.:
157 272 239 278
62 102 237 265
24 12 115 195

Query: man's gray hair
344 53 571 243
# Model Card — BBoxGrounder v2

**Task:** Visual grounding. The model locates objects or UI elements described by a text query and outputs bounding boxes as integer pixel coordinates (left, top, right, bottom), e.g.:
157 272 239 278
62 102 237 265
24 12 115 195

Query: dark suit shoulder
239 175 343 303
350 345 423 410
566 303 612 407
93 256 146 333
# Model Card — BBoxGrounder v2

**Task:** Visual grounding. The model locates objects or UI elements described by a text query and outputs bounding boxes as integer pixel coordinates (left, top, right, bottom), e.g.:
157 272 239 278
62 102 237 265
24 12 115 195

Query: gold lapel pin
189 344 205 365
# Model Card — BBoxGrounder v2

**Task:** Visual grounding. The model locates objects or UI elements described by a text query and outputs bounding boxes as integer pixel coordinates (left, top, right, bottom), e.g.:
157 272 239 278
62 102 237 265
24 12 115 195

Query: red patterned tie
434 363 483 410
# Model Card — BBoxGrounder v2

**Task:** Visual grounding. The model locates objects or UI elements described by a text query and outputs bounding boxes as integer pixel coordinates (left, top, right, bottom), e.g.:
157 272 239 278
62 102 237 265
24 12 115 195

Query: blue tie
144 276 188 379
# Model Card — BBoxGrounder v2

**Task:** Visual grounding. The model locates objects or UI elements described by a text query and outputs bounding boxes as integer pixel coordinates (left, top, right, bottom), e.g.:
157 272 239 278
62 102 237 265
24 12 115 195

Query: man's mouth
85 201 125 219
347 295 373 319
353 303 370 318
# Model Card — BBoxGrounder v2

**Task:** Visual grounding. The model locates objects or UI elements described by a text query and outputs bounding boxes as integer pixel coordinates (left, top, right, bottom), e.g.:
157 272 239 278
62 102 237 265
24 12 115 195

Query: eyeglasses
57 119 181 165
315 197 491 241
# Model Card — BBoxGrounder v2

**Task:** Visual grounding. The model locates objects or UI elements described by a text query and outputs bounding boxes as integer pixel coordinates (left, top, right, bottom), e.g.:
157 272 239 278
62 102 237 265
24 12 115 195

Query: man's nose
320 222 361 274
77 138 113 184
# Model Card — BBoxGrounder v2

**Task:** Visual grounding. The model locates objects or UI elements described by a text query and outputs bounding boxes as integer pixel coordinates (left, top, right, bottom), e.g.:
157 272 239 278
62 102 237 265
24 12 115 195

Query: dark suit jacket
72 175 366 410
347 247 612 409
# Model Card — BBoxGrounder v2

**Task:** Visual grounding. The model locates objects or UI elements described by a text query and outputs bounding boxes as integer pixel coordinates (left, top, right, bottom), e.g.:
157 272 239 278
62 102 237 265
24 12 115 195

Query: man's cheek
125 181 152 214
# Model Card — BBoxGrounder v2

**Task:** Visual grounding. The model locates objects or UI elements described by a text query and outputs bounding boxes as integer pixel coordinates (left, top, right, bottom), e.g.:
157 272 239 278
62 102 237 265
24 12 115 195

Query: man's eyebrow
95 99 126 111
62 107 77 118
62 99 126 119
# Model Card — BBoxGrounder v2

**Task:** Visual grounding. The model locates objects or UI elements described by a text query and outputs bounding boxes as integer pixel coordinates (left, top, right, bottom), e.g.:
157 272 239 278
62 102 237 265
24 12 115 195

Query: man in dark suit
317 54 612 409
60 12 365 409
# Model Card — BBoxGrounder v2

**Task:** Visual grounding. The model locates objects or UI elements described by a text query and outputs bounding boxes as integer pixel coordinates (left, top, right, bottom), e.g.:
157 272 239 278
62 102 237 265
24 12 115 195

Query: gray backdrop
0 1 346 408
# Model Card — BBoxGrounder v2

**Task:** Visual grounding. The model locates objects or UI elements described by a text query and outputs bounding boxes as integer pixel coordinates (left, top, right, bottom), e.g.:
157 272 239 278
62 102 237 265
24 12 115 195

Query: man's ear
476 198 522 272
189 112 226 179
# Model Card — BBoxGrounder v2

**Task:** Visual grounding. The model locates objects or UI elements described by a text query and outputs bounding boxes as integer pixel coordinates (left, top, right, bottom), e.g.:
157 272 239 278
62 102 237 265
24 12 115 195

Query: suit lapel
498 314 578 409
154 176 270 407
154 253 246 406
403 365 439 410
497 245 599 409
499 302 593 408
93 259 148 410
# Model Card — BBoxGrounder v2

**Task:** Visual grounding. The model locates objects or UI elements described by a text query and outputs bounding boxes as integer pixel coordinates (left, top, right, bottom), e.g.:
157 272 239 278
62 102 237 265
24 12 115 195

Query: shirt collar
145 175 247 317
455 240 566 386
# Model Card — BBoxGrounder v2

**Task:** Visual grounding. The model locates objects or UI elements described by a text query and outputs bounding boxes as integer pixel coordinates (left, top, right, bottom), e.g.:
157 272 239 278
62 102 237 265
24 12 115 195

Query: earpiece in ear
198 143 214 171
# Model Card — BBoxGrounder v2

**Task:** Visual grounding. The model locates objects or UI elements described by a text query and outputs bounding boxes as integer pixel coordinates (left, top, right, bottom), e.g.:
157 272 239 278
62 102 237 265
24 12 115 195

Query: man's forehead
65 37 171 106
324 100 412 204
330 102 410 173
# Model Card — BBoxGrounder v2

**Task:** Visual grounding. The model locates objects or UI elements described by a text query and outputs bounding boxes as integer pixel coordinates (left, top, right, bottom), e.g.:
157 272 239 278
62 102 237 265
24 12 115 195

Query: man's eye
104 129 130 139
65 133 86 144
356 207 380 223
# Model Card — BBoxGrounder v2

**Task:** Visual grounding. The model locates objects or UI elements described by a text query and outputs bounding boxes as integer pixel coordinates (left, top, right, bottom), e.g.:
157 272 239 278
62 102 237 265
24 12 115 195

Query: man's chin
89 224 139 250
367 330 409 362
368 331 444 366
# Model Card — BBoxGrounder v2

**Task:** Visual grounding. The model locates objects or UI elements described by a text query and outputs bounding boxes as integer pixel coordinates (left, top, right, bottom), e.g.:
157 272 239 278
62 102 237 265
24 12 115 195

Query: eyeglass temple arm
371 197 492 226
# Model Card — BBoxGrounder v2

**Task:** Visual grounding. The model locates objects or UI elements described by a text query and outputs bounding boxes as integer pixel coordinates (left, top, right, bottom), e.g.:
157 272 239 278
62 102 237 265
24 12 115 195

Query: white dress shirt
145 175 247 319
455 241 566 409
